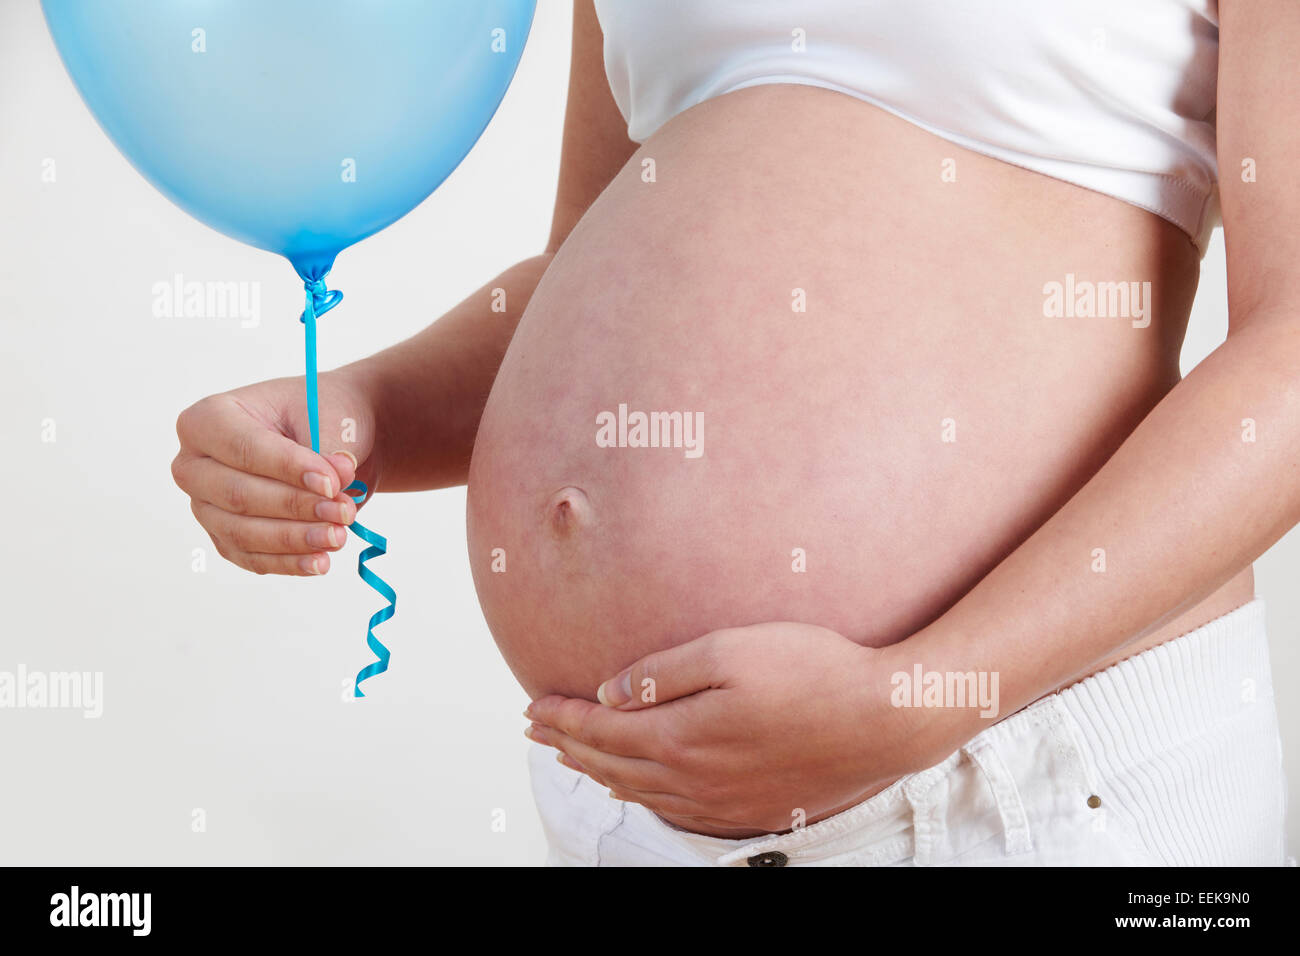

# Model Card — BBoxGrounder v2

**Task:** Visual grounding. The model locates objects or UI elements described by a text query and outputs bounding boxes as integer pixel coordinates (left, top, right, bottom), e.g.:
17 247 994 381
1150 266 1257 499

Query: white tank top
593 0 1221 252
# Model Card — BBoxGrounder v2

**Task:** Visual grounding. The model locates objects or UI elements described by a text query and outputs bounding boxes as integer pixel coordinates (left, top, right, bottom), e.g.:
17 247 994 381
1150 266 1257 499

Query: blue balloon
41 0 536 280
42 0 536 698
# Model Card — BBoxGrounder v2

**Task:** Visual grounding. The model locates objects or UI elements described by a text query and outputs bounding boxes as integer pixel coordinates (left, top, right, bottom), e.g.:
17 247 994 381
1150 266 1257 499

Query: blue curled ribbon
300 277 396 698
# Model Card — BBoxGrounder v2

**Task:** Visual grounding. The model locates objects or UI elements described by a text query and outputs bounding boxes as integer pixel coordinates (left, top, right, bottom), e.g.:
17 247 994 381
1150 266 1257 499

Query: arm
336 0 637 492
172 1 635 575
523 1 1300 830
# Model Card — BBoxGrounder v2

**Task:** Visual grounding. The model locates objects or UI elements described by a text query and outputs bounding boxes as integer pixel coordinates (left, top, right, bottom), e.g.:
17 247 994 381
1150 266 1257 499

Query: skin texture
173 1 1297 840
469 81 1253 709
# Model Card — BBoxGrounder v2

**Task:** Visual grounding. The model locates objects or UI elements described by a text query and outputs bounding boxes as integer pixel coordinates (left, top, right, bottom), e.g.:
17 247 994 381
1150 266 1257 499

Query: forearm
897 309 1300 755
332 253 553 491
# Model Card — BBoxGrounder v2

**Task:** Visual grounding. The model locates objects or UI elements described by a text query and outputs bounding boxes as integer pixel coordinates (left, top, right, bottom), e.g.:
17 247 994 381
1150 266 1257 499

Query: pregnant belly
467 85 1205 703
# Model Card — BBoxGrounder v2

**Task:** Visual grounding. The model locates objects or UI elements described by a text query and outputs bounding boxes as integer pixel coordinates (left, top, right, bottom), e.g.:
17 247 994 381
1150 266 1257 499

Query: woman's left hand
524 622 959 834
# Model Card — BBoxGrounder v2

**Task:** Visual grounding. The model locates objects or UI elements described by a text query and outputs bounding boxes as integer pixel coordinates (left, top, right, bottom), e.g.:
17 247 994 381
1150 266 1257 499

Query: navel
545 485 594 538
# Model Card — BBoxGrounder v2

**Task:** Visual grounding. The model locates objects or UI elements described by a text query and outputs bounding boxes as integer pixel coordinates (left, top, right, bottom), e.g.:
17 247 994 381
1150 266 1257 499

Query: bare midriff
467 83 1253 772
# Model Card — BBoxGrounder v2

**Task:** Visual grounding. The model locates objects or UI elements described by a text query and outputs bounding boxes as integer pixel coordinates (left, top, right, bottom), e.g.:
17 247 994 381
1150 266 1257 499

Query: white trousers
530 599 1289 866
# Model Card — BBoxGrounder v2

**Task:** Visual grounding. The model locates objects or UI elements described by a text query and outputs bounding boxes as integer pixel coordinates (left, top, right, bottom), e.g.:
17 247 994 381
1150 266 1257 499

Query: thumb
294 377 375 494
324 449 359 491
596 631 727 710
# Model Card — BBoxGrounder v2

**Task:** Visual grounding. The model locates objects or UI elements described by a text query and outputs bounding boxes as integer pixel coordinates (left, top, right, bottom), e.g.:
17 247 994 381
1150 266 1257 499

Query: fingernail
315 500 353 524
522 706 533 720
303 471 334 499
307 525 343 549
330 449 359 471
301 554 324 575
525 723 548 743
596 670 633 707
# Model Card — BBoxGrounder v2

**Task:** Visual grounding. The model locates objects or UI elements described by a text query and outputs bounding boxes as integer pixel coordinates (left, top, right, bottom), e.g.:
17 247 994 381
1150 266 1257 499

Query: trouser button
747 851 789 867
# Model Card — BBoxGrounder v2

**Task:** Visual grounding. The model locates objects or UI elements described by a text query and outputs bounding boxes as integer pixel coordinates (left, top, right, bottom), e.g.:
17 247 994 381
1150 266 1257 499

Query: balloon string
301 278 395 698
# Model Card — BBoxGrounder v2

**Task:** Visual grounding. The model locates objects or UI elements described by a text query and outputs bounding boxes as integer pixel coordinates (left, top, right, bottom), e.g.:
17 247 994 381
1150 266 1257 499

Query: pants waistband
1050 598 1273 781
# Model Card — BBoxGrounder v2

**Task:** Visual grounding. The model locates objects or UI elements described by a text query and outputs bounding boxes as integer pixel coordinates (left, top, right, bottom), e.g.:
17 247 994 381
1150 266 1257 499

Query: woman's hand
170 372 380 576
525 623 963 834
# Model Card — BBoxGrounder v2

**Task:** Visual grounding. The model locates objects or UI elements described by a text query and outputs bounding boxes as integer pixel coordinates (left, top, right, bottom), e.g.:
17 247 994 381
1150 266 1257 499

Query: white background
1 0 1295 864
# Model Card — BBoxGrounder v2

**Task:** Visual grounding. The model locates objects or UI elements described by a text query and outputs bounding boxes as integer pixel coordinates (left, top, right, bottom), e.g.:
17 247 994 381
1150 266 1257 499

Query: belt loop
902 759 957 866
963 737 1034 857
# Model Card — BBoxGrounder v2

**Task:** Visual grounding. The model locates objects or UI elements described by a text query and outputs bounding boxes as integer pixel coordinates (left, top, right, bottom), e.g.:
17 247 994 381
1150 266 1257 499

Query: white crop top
593 0 1221 252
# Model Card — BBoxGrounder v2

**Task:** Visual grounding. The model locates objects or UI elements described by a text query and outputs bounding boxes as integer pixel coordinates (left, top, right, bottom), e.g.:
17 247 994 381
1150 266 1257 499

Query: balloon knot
300 278 343 323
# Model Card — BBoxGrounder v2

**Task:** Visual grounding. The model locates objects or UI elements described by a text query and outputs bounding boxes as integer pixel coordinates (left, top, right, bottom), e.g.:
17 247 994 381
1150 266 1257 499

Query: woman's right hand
171 372 380 576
